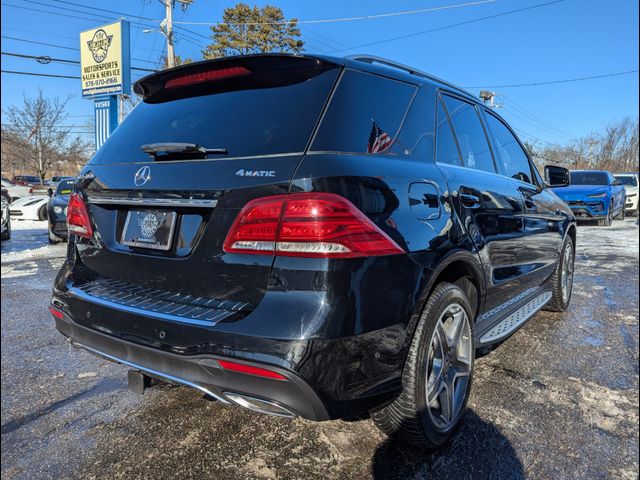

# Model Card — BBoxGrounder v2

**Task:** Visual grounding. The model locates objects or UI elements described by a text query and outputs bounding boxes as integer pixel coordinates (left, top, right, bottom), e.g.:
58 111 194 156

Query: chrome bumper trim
88 196 218 208
70 340 230 404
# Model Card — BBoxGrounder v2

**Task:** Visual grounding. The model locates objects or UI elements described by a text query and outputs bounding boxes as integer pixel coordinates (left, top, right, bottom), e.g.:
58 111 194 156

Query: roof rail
347 54 475 98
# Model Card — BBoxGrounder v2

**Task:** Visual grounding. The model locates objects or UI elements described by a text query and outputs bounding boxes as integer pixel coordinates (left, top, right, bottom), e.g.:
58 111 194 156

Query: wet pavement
1 218 638 479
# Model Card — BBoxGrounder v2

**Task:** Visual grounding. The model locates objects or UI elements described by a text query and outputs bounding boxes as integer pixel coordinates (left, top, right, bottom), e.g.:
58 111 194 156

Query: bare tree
538 117 639 173
3 89 88 182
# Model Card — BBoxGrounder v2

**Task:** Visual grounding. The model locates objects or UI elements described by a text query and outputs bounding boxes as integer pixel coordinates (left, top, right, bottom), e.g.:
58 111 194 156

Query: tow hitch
127 369 161 394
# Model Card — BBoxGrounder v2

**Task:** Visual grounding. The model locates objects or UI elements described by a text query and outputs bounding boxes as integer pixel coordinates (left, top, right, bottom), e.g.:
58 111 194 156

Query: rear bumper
51 267 412 420
54 308 331 420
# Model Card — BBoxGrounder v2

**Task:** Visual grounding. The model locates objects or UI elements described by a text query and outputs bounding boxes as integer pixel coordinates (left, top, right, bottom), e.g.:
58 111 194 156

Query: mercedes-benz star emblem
134 166 151 186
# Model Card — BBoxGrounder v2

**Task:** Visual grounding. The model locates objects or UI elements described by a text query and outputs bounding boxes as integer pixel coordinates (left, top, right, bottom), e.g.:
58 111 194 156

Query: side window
484 113 534 185
389 86 436 160
436 97 462 166
312 70 416 154
441 95 496 173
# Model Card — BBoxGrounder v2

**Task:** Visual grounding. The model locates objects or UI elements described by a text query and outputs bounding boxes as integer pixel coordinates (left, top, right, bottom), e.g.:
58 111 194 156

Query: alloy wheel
561 242 574 304
425 303 472 431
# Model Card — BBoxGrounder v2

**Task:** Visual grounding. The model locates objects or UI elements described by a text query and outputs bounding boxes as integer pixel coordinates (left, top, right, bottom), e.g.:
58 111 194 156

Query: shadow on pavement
0 227 50 255
371 409 524 480
1 378 122 435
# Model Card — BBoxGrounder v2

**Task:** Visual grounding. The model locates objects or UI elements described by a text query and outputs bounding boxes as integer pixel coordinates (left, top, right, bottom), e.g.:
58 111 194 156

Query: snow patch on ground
11 219 49 231
1 220 65 278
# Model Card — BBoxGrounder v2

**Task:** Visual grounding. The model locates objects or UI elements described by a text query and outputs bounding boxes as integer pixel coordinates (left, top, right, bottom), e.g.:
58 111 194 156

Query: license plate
121 210 177 251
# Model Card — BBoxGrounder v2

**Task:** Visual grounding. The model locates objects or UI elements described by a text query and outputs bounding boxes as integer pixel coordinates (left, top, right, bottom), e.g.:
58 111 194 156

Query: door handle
460 192 481 208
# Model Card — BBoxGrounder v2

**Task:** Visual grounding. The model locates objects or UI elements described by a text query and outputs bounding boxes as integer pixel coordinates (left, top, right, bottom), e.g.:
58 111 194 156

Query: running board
479 291 552 345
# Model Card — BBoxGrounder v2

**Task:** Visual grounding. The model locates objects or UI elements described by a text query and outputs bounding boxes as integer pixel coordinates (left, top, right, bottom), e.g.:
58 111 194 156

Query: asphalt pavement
1 218 638 480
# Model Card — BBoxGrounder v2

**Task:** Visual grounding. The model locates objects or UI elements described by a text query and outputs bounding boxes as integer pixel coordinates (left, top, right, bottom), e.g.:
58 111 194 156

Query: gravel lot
2 218 639 479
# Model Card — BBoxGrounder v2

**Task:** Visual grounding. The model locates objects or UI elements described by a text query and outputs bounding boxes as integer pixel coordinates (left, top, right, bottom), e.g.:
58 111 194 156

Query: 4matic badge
235 169 276 177
86 29 113 63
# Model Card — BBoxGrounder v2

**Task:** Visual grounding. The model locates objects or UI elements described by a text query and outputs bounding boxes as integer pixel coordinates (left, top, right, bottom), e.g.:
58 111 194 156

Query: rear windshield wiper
141 143 228 160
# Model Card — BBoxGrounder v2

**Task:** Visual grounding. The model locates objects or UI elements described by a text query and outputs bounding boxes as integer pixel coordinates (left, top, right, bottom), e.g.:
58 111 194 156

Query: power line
46 0 158 22
174 0 497 25
502 105 577 141
2 51 78 64
2 1 166 37
465 70 639 88
47 0 211 44
1 69 80 79
3 1 117 23
4 1 210 55
2 35 79 51
2 27 164 57
501 95 579 139
1 51 158 72
329 0 566 53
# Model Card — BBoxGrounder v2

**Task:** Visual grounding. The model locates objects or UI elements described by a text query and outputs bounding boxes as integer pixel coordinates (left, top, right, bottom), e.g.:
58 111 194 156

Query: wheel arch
566 222 577 248
404 250 485 353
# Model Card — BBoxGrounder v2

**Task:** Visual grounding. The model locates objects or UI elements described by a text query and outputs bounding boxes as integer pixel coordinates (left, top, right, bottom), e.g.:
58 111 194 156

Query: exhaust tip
223 392 296 418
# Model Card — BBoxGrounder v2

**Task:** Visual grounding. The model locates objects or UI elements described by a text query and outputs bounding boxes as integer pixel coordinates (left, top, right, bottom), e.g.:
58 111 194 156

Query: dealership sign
80 20 130 98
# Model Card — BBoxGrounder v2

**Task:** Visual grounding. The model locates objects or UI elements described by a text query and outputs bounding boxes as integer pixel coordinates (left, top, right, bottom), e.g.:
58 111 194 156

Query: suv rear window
311 70 417 154
89 68 339 164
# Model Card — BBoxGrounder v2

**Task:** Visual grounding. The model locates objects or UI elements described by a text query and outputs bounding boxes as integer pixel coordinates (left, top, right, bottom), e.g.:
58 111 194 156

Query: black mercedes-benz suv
51 54 576 447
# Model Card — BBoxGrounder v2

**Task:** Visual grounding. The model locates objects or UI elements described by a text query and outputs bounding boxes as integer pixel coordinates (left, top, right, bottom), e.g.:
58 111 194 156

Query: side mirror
47 188 54 197
612 179 622 186
544 165 570 187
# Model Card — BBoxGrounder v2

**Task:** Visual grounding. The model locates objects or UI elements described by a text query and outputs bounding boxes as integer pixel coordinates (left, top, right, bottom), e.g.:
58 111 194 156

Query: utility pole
163 0 175 68
118 95 129 123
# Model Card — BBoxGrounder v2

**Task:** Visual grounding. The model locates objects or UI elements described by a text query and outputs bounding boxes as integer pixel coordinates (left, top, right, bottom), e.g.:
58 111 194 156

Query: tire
616 205 626 220
371 282 475 448
37 205 48 221
48 228 61 244
544 235 575 312
632 208 639 218
1 221 10 241
597 202 613 226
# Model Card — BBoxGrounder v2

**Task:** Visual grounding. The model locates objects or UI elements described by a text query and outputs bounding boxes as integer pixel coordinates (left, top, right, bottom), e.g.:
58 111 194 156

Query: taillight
223 193 403 258
165 66 250 89
66 192 93 239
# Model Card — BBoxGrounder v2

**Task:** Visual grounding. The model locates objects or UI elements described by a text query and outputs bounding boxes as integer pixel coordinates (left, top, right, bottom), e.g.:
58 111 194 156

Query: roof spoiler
134 54 341 104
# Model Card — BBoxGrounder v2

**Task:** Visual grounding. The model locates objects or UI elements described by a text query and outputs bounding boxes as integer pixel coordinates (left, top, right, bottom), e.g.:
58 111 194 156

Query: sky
1 0 638 148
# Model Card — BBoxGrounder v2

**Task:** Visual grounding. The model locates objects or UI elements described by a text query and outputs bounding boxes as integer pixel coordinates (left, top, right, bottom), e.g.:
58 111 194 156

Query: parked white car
614 173 639 216
9 196 49 221
1 179 31 201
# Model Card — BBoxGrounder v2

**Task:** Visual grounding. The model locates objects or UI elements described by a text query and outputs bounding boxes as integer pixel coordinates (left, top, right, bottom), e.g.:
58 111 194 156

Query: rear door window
436 97 462 166
484 112 535 184
311 70 417 154
388 86 436 160
89 68 340 164
441 94 496 173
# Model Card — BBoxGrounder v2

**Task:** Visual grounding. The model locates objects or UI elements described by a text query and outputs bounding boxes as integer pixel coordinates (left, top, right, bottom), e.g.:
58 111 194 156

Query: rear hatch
73 55 341 307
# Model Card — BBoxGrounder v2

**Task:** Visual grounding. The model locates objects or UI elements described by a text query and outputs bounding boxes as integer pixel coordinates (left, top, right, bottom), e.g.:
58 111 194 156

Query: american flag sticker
367 121 393 153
